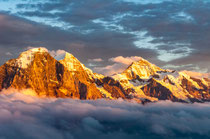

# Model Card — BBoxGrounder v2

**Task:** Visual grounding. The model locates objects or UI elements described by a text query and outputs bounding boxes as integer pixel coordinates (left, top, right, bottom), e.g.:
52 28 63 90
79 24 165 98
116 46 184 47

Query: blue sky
0 0 210 74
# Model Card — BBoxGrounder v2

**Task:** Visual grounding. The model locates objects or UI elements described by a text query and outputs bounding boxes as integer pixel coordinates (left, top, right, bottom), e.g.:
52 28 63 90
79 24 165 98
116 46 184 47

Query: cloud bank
1 0 210 73
0 89 210 139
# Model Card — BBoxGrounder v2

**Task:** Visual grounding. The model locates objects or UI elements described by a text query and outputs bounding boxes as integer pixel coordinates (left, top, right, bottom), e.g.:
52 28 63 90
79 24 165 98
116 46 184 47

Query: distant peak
121 58 164 79
59 52 82 68
128 58 161 70
133 58 152 65
64 52 76 60
53 51 76 61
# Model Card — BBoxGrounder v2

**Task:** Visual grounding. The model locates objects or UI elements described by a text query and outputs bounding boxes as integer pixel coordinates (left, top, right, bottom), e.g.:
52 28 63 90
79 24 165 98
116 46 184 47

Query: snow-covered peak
16 47 48 68
61 52 81 64
59 52 97 80
59 52 84 71
53 50 76 61
121 58 164 79
26 47 48 53
64 52 76 61
54 51 78 61
131 58 162 70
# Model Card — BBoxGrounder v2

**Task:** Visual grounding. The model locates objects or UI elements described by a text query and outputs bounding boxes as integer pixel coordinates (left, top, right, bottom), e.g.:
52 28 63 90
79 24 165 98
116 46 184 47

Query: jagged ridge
0 47 209 103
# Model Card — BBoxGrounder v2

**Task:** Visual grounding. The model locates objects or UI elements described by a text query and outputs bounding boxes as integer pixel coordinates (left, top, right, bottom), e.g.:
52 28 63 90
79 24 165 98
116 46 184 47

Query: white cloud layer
0 89 210 139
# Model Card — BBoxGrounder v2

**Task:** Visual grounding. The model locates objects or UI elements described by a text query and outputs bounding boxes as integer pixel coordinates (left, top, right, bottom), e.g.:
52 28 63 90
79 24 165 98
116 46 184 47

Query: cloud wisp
0 89 210 139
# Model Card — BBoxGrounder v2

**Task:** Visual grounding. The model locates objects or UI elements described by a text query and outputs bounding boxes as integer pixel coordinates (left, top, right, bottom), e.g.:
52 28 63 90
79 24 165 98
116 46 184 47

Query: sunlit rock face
95 77 128 99
142 78 182 102
111 57 210 103
0 48 103 99
179 73 210 102
58 52 102 99
0 47 209 103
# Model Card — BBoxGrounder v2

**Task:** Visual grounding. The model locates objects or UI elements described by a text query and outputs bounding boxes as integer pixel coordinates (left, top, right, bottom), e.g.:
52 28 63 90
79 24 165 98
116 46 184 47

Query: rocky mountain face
0 48 209 103
0 48 102 99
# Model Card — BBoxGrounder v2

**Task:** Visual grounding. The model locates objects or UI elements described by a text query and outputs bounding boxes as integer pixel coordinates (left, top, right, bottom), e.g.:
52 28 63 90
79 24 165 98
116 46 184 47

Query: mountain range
0 47 209 103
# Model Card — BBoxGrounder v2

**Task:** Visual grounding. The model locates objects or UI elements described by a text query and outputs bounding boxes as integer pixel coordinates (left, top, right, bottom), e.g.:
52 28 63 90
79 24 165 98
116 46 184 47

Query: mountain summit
0 48 209 103
113 58 165 80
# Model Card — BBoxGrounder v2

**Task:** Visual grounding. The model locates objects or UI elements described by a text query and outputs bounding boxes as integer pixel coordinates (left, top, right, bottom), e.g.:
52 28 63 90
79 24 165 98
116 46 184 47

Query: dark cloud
0 0 209 73
0 89 210 139
0 12 158 68
167 51 210 72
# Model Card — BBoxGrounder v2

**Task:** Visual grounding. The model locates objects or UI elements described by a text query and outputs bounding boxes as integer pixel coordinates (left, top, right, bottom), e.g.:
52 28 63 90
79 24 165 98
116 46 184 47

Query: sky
0 0 210 75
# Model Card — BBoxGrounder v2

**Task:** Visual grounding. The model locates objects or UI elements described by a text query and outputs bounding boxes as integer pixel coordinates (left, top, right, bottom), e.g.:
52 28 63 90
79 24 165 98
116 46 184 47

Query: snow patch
59 52 96 80
16 47 48 68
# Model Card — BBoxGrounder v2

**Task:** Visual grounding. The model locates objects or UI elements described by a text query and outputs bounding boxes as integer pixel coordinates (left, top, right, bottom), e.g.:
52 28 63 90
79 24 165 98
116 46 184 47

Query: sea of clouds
0 89 210 139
